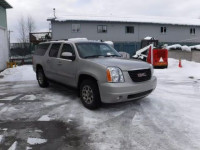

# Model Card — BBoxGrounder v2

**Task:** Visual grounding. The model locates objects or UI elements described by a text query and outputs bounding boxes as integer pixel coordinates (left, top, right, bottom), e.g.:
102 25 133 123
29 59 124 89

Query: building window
190 28 195 35
161 26 167 34
97 25 107 33
125 26 134 33
72 24 81 32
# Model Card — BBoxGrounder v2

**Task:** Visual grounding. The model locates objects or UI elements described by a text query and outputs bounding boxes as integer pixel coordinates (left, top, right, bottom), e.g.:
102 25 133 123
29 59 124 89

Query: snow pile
189 45 200 50
167 44 191 52
167 44 182 50
144 36 153 40
0 65 36 82
182 45 191 52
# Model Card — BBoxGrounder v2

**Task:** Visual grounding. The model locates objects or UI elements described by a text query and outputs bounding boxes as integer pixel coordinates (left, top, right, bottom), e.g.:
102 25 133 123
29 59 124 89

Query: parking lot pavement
0 59 200 150
0 80 199 150
0 81 90 150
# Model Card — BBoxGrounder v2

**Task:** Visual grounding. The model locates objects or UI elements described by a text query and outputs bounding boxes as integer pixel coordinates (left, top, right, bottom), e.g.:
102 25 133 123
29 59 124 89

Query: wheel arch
77 74 98 91
36 64 43 72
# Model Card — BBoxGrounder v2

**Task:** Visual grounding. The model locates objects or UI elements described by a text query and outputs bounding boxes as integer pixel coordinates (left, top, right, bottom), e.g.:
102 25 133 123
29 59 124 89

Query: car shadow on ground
48 81 144 110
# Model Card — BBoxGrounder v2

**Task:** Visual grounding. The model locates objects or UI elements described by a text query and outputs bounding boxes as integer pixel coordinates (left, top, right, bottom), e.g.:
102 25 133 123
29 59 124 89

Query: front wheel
36 68 49 88
80 80 101 110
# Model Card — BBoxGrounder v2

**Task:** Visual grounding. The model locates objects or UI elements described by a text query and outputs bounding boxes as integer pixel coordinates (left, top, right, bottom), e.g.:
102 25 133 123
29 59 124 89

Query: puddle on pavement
0 121 90 150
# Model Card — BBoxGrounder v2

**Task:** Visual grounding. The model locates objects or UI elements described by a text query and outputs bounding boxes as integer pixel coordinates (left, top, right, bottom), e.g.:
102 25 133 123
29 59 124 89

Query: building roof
48 15 200 26
0 0 12 9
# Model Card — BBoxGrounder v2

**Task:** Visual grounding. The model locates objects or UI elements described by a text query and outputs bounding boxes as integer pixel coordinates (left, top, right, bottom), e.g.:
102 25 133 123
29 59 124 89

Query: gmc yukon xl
33 39 157 109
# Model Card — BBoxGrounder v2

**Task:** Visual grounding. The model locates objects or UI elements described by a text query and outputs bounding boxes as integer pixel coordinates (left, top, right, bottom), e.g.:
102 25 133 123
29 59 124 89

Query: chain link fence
10 43 36 64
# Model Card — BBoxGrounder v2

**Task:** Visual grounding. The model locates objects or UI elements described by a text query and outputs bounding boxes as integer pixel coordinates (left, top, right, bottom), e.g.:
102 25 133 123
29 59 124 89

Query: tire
36 68 49 88
80 80 101 110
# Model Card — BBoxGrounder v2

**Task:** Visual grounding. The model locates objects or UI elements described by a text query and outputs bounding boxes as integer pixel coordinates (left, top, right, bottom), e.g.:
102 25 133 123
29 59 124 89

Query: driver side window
60 44 75 59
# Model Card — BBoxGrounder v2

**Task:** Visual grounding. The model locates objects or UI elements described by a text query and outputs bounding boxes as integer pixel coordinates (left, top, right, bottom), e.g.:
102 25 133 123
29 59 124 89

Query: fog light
117 96 123 100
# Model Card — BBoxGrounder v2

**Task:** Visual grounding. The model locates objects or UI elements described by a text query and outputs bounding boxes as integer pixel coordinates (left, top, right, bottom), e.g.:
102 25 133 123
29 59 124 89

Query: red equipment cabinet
147 48 168 68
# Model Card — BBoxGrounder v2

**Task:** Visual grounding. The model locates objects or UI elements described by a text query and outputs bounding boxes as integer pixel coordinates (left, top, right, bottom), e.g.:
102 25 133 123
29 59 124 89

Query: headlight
150 64 154 75
106 67 124 83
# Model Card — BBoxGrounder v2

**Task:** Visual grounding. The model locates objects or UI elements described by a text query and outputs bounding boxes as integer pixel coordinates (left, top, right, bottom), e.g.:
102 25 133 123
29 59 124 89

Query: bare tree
27 15 36 38
18 16 27 44
18 15 36 44
18 15 36 56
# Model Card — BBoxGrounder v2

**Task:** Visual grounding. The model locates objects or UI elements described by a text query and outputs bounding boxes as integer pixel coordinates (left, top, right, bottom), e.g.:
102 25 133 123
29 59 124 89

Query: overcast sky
6 0 200 42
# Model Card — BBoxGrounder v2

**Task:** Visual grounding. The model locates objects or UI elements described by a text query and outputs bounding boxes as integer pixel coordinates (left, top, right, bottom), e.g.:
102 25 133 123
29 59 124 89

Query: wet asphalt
0 79 200 150
0 81 91 150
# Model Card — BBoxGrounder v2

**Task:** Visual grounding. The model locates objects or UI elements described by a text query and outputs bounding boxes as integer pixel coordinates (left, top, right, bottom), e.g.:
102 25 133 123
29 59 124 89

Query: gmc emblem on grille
137 73 147 77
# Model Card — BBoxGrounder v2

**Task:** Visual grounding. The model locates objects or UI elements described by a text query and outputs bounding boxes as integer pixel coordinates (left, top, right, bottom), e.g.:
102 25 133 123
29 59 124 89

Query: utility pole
8 30 13 58
53 8 56 18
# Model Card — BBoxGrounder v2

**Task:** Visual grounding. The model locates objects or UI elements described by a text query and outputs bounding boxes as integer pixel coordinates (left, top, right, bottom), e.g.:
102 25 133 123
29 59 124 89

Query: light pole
8 30 13 59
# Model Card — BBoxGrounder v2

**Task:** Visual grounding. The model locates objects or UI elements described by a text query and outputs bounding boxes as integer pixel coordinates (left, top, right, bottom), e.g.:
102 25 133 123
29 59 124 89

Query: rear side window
34 44 50 56
49 43 61 57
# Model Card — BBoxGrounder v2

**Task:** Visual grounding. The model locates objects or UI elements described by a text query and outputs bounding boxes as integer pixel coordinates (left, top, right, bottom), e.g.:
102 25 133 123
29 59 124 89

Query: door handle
47 59 50 63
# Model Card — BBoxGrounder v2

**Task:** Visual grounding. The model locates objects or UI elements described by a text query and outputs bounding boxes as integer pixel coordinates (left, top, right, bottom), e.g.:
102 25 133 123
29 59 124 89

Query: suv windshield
76 43 121 58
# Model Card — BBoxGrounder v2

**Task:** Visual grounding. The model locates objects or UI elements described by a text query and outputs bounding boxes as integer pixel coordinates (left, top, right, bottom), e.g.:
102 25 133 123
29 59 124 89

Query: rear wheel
36 68 49 88
80 80 101 109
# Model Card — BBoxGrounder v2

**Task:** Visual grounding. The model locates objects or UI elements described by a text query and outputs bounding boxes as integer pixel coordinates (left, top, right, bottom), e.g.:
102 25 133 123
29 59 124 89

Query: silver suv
33 39 157 109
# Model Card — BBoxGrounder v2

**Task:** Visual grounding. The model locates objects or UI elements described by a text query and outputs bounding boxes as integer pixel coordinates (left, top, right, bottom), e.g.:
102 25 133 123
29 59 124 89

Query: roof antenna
53 8 56 18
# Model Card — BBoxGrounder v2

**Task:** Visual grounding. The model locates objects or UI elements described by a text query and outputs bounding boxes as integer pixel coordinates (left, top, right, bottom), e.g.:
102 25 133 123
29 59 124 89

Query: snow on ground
8 141 18 150
0 104 4 107
0 135 4 143
0 95 21 101
27 138 47 145
38 115 52 121
26 146 32 150
0 93 7 96
20 95 36 101
0 65 36 82
155 58 200 81
0 59 200 149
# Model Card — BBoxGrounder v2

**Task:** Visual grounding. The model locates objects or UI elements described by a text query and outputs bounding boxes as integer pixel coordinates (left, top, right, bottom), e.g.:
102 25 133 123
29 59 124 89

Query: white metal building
0 0 12 71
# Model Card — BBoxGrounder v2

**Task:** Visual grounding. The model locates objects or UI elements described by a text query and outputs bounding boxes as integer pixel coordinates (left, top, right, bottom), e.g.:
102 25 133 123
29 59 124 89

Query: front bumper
99 75 157 103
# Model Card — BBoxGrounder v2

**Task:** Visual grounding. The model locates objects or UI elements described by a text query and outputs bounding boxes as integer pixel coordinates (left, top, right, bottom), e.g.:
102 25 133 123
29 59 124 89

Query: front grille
128 69 151 82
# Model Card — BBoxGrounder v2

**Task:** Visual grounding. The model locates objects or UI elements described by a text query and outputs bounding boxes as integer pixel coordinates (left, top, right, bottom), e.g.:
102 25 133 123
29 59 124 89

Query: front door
55 44 77 87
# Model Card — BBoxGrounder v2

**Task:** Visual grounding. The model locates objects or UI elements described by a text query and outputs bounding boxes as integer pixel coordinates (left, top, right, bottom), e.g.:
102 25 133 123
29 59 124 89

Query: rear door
55 43 77 87
45 43 62 81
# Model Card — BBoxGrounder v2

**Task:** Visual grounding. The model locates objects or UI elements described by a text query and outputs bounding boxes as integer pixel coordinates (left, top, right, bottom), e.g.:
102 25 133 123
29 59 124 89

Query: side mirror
61 52 73 57
61 52 75 61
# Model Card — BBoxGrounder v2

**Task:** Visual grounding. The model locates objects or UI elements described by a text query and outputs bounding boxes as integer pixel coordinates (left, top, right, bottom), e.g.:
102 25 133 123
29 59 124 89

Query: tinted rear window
34 44 50 56
49 43 61 57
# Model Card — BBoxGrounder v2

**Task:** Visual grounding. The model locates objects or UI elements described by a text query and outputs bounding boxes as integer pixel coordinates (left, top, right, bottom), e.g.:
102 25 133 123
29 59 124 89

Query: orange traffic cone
179 59 182 68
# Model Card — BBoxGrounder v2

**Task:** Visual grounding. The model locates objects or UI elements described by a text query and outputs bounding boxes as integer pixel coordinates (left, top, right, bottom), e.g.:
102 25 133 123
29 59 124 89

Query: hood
86 57 151 71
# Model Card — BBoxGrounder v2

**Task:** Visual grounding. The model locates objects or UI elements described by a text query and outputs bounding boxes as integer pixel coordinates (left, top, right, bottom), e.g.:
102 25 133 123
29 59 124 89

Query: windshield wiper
84 55 104 58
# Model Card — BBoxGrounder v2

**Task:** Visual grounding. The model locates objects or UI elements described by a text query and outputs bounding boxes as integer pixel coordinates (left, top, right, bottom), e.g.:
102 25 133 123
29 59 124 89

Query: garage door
0 27 9 71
